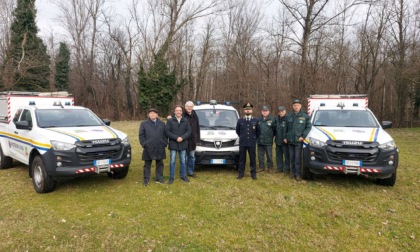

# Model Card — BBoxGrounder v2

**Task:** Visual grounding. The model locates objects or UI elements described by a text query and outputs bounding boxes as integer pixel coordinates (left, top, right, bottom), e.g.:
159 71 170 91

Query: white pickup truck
0 92 131 193
303 94 398 186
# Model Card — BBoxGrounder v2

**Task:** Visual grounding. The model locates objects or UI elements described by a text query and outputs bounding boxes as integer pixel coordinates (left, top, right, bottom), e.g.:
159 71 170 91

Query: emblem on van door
214 141 222 149
343 141 363 145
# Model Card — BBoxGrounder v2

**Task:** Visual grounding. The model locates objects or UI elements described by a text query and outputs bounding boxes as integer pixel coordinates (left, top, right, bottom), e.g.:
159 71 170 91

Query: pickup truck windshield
196 109 238 129
36 109 103 128
313 110 379 127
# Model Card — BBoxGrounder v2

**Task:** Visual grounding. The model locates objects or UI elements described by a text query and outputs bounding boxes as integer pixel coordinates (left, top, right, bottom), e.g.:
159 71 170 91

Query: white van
194 100 239 165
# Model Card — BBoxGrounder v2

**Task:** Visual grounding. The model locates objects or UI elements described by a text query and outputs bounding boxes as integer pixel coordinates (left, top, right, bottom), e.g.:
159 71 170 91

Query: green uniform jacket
257 114 275 145
274 115 287 145
284 111 311 145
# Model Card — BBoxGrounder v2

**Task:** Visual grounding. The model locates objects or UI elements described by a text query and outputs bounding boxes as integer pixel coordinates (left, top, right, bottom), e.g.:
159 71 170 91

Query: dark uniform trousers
236 117 260 178
238 146 256 177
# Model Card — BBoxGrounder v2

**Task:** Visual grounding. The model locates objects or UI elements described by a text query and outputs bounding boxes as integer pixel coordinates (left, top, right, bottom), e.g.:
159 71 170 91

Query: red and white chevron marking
7 96 11 123
324 166 344 171
75 164 125 174
324 166 380 173
360 168 380 173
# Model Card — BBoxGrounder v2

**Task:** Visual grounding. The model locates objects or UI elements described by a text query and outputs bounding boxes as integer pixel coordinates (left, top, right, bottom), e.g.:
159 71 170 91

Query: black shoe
295 176 302 181
167 179 174 184
181 177 190 183
187 174 197 178
144 181 149 186
237 175 244 179
252 176 257 180
156 180 165 184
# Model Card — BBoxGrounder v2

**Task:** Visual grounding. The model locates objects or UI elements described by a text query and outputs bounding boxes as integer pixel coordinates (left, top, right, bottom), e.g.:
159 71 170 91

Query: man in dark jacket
274 106 290 174
139 108 167 186
257 106 275 173
183 101 201 178
284 99 311 181
236 102 261 180
165 105 192 184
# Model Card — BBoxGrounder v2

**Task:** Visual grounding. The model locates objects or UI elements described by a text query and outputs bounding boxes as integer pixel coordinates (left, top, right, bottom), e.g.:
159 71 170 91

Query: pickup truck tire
108 166 129 179
376 153 398 187
302 148 314 180
0 145 13 169
32 156 57 193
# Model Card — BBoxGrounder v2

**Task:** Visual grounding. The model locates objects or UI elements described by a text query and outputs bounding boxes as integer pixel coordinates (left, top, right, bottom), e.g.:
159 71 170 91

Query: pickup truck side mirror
102 119 111 126
15 121 31 130
381 121 392 129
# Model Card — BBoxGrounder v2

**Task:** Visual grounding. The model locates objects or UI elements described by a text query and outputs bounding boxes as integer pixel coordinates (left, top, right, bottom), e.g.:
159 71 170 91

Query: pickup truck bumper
303 146 398 179
41 144 131 177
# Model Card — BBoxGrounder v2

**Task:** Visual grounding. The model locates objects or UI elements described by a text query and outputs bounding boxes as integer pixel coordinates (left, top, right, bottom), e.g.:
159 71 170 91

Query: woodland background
1 0 420 126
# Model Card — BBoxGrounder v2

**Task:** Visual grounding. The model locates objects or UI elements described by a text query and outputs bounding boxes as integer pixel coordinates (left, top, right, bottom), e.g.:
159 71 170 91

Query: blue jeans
169 150 187 179
187 150 196 175
288 143 302 177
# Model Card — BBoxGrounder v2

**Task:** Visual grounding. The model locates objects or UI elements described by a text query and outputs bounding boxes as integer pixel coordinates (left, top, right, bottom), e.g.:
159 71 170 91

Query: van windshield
196 109 238 129
313 110 379 127
36 109 104 128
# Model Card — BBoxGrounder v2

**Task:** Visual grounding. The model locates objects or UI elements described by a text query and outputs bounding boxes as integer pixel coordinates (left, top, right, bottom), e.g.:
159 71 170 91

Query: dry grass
0 121 419 251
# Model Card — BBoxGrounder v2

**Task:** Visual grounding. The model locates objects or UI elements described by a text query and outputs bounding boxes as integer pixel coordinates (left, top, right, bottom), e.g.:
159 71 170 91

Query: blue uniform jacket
236 117 261 147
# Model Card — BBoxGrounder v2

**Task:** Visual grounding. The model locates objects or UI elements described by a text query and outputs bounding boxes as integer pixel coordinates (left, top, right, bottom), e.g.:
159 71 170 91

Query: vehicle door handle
14 131 18 134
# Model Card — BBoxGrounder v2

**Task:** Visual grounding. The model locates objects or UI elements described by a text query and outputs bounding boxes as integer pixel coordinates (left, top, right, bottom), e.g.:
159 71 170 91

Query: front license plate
94 159 111 173
342 160 362 166
211 159 226 164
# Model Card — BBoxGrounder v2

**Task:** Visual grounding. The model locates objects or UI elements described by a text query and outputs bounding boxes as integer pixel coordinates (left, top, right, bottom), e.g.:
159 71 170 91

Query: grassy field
0 121 419 251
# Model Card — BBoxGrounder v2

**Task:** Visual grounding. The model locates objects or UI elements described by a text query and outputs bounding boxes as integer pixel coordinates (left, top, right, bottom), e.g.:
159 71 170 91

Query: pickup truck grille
75 139 122 163
200 140 236 148
326 141 379 162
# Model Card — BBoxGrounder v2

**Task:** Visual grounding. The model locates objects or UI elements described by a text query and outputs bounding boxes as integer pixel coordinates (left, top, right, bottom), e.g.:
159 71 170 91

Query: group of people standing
139 101 200 186
139 99 311 186
237 99 311 181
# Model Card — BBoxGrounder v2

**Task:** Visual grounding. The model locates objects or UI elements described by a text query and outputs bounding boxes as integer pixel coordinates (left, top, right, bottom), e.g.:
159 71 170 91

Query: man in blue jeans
165 105 191 184
283 99 311 181
183 101 201 178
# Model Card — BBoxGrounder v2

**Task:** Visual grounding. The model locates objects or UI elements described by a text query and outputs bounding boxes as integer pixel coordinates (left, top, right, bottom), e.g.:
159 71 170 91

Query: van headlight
379 141 396 150
309 137 327 147
234 138 239 146
51 140 75 151
121 136 130 146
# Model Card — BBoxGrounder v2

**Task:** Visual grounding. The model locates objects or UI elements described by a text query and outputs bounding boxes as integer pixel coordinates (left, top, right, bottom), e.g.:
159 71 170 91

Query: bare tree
0 0 15 64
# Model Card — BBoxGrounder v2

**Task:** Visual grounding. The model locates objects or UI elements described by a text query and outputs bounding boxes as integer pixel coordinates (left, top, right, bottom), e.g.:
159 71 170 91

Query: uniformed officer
283 99 311 181
236 102 261 179
274 106 290 174
257 105 275 173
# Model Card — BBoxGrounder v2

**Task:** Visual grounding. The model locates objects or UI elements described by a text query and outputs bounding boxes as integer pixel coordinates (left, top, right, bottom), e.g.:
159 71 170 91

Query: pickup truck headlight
379 141 396 150
309 137 327 147
51 140 75 151
121 136 130 146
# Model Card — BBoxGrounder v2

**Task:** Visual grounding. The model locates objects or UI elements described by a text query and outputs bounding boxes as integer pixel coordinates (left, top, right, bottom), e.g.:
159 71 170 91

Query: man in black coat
236 102 261 180
165 105 192 184
139 108 167 186
183 101 201 178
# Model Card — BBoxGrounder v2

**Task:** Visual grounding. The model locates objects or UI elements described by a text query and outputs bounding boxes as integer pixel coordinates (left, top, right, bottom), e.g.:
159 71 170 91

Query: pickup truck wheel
375 152 398 187
302 148 314 180
0 145 13 169
32 156 57 193
376 171 396 186
108 166 129 179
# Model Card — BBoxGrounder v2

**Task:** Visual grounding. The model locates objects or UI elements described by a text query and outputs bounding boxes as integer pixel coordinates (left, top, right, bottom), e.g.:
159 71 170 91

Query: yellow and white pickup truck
303 95 398 186
0 92 131 193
